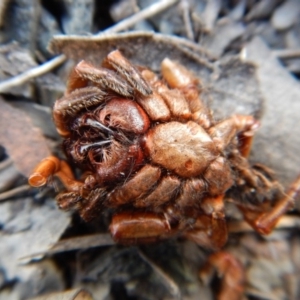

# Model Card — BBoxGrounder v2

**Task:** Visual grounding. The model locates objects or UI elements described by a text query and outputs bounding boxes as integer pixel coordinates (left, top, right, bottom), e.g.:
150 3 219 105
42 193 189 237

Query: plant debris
0 97 52 177
0 0 300 299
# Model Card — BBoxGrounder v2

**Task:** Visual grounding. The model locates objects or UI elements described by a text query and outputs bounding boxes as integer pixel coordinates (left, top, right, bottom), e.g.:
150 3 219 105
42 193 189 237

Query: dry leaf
0 97 52 177
245 37 300 185
49 31 213 69
49 31 263 120
0 197 70 298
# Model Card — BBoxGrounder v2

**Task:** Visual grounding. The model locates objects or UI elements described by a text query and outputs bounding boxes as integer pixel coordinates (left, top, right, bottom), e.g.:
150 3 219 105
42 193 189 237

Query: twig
181 0 194 41
49 233 115 252
0 158 12 171
0 54 66 93
29 288 93 300
160 33 216 61
201 0 221 32
1 1 178 92
228 215 300 233
0 184 31 201
0 0 10 27
19 233 115 260
272 49 300 59
100 0 179 34
138 249 181 299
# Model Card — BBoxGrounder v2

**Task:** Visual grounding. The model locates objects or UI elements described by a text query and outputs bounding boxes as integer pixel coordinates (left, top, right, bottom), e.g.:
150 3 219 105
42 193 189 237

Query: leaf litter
0 0 299 299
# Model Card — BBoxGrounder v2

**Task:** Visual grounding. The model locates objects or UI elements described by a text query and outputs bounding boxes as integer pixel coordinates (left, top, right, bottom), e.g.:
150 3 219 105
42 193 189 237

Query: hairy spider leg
110 211 172 244
161 57 212 128
219 115 300 234
65 67 89 95
199 251 245 300
104 50 153 96
28 156 98 215
28 156 83 192
240 175 300 235
53 87 106 137
208 114 260 153
184 195 228 250
224 115 300 234
56 186 106 221
160 56 260 155
75 60 134 97
235 115 260 158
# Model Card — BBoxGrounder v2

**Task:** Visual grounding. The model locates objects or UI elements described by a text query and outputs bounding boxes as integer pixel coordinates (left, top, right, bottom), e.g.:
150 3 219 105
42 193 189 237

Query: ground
0 1 300 299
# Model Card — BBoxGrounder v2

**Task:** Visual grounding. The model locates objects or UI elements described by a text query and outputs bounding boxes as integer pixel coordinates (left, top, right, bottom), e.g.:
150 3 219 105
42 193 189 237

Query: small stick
0 184 31 201
181 0 194 41
0 0 10 27
0 158 13 171
0 0 183 93
19 233 115 261
100 0 179 34
272 49 300 59
228 215 300 233
0 54 66 93
138 249 181 299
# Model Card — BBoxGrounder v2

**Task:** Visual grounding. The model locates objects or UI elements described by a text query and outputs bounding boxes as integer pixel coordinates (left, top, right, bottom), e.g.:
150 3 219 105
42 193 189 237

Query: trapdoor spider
28 50 300 299
29 50 300 249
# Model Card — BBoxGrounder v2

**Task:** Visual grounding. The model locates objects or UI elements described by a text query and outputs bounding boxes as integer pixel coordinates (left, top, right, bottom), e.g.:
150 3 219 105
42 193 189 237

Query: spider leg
79 188 107 221
65 67 89 95
29 156 105 221
134 175 180 208
161 58 259 156
53 87 106 137
28 156 84 193
109 211 172 244
243 175 300 235
55 191 82 210
184 214 228 249
161 58 212 128
185 195 228 249
208 114 260 155
55 187 106 222
75 60 134 97
154 82 192 121
235 115 260 158
136 90 171 122
104 50 152 96
108 164 161 207
199 251 245 300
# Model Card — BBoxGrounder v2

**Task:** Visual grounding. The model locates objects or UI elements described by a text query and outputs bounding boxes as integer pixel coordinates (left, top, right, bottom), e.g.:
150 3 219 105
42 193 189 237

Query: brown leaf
245 37 300 185
0 197 70 282
49 31 263 120
207 57 263 120
0 97 52 177
49 31 214 70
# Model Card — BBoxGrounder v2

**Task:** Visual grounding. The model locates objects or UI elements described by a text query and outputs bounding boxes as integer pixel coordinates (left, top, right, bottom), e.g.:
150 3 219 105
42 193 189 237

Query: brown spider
29 50 300 297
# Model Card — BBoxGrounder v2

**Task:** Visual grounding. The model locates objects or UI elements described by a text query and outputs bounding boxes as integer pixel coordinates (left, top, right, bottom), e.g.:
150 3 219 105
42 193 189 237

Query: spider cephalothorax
29 50 300 250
